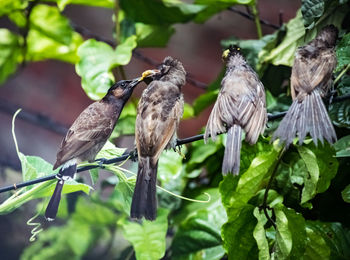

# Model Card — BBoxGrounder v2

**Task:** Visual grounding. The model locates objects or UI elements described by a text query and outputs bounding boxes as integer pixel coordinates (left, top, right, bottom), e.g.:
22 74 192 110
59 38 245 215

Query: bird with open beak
131 56 186 220
204 46 267 175
272 25 338 147
45 70 160 221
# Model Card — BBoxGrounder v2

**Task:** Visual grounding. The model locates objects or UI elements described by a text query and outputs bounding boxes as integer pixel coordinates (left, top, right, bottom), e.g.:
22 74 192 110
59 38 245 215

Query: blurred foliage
0 0 350 259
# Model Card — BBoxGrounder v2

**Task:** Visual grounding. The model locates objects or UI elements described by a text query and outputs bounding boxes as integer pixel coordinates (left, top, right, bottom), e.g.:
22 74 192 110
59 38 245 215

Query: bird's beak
129 77 143 89
140 69 161 81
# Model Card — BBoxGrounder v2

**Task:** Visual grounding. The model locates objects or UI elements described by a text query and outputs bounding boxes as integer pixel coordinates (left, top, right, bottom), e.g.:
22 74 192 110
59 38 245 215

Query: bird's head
140 69 161 85
222 45 242 62
153 56 186 87
314 24 339 48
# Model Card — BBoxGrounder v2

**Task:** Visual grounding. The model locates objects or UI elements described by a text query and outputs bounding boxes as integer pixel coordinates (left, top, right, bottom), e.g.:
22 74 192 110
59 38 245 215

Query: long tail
45 162 76 221
222 125 242 175
272 90 336 147
130 157 158 220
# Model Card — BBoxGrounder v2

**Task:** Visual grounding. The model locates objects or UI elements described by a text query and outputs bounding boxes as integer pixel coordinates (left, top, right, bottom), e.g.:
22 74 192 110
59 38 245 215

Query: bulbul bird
204 46 267 175
45 71 160 221
272 25 338 147
130 56 186 220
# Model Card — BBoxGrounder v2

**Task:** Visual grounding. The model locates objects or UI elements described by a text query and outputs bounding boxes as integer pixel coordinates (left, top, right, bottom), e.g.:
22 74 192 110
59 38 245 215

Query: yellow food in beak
140 69 160 81
222 49 230 60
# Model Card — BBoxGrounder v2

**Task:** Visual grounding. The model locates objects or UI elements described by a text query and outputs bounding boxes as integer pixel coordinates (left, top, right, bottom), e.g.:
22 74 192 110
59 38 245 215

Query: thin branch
1 93 350 193
0 98 68 136
227 6 280 30
251 3 263 39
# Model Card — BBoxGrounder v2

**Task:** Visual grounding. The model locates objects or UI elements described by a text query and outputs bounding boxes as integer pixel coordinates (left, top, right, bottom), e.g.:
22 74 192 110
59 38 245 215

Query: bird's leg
169 135 185 159
129 148 139 162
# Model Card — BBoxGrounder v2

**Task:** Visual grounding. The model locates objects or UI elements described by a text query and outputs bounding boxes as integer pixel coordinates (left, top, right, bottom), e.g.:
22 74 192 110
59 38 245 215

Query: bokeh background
0 1 300 258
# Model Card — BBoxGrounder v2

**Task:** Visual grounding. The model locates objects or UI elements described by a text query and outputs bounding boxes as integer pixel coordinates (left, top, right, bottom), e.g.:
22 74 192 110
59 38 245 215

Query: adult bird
204 46 267 175
131 56 186 220
45 70 160 221
272 25 338 147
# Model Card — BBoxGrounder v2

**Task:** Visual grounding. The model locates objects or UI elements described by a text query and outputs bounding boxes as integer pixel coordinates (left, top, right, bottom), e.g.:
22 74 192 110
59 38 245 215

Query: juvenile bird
45 71 159 221
204 46 267 175
272 25 338 147
131 56 186 220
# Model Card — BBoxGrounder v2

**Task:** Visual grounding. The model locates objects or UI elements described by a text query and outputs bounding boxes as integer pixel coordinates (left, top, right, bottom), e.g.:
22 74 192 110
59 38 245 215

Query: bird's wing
292 49 336 96
55 102 116 167
136 81 183 161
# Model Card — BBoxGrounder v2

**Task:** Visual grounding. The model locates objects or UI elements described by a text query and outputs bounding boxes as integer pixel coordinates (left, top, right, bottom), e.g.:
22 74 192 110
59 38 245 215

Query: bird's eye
121 82 126 87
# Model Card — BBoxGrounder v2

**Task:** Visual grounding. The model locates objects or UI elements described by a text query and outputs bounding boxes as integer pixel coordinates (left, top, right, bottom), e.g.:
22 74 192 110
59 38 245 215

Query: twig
261 147 286 228
227 6 280 30
0 98 68 136
251 3 263 39
334 63 350 85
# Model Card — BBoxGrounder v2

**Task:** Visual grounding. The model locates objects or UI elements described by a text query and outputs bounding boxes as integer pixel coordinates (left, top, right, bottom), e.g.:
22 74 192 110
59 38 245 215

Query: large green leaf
301 0 325 28
307 221 350 259
192 89 219 116
30 4 73 45
172 189 226 259
26 5 83 63
221 205 258 259
274 206 306 259
334 136 350 157
304 227 331 260
253 207 270 260
0 29 22 84
336 33 350 72
110 101 138 139
119 208 169 260
120 0 205 25
134 23 175 47
76 36 137 100
0 0 27 17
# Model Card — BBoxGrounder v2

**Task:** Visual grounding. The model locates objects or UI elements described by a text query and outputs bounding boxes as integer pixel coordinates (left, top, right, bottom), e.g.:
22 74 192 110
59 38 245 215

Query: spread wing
136 81 183 162
54 101 116 168
291 48 336 99
205 69 266 144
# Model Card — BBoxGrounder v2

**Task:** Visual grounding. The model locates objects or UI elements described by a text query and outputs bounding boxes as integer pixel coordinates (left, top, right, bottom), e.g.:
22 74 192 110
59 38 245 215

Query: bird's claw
174 145 186 159
129 149 139 162
95 158 107 168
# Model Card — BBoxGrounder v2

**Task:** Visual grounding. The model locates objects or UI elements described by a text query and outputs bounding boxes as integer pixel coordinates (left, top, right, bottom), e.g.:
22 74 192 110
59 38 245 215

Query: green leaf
336 33 350 72
110 101 138 138
297 146 319 204
172 189 226 258
192 89 219 116
0 29 22 84
306 221 350 259
221 205 258 259
334 135 350 157
135 23 175 47
76 36 137 100
187 139 220 167
108 179 134 215
30 5 73 45
253 208 270 260
96 140 126 160
119 208 169 260
304 227 330 260
263 11 305 67
274 206 306 259
193 2 230 23
329 100 350 128
120 0 205 25
301 0 325 28
341 184 350 203
182 103 194 119
26 29 83 63
45 0 114 11
0 0 27 17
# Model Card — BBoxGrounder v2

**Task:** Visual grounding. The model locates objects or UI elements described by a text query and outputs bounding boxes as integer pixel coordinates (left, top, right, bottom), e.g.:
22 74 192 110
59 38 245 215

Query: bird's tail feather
45 163 76 221
222 125 242 175
272 90 336 147
131 157 158 220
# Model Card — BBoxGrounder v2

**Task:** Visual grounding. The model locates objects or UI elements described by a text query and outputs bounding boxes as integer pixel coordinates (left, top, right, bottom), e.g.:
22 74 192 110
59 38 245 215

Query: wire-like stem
334 63 350 85
251 3 263 39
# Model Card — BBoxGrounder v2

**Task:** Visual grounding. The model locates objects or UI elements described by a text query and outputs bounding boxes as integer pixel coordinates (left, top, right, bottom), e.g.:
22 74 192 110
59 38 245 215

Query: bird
45 70 160 221
130 56 186 220
204 46 267 175
272 25 338 147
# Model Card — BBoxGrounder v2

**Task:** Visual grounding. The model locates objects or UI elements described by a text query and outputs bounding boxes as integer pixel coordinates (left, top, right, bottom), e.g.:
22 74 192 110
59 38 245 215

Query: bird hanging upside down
45 70 160 221
205 46 267 175
131 56 186 220
272 25 338 147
